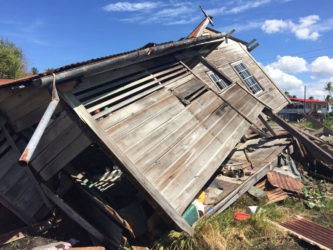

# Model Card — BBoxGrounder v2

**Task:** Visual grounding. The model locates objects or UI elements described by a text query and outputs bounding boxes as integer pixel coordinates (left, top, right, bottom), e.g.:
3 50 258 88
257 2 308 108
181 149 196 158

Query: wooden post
258 114 276 136
248 43 259 52
304 86 306 114
41 184 110 245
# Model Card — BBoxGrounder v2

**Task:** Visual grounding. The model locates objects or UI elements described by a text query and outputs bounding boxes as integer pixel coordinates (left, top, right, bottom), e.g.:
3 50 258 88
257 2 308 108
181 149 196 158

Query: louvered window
208 72 231 90
234 63 262 94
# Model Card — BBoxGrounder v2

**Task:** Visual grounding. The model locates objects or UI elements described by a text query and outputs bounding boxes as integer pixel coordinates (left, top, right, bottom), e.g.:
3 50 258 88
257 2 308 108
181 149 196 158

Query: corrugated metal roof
0 79 13 85
188 18 209 38
266 187 289 203
278 216 333 250
290 97 333 104
267 171 304 193
1 38 204 87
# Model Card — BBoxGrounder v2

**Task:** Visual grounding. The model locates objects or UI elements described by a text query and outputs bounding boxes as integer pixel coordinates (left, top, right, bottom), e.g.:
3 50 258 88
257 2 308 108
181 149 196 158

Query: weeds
153 180 333 249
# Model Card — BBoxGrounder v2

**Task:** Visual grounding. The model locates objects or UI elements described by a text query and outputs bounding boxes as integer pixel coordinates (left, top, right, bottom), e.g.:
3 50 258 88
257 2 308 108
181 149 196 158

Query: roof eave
2 33 226 89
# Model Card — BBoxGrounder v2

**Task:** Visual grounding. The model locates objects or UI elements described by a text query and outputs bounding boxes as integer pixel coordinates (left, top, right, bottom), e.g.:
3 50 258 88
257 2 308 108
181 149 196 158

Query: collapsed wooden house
0 11 295 247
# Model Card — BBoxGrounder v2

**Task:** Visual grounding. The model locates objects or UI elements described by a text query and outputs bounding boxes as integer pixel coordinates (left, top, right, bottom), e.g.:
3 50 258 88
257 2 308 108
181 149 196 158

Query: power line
258 46 333 63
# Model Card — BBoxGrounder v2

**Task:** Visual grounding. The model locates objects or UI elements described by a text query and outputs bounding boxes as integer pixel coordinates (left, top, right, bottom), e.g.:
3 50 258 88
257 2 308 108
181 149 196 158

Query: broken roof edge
1 33 226 89
204 27 249 46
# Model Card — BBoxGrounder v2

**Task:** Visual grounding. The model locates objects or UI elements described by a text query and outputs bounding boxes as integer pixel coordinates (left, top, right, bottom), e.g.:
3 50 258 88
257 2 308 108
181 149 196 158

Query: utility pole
304 85 306 114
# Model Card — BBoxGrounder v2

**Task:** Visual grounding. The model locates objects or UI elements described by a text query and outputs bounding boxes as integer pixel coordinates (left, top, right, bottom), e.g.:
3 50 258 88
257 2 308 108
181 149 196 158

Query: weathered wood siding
0 85 92 224
193 39 289 112
0 125 47 224
65 56 264 233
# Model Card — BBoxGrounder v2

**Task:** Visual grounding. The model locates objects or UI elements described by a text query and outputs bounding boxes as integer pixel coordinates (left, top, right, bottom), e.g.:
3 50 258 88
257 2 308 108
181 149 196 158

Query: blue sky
1 0 333 99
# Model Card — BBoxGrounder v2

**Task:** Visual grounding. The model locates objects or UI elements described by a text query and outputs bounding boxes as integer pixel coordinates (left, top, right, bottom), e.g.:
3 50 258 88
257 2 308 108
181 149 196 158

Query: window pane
234 63 262 94
208 72 231 90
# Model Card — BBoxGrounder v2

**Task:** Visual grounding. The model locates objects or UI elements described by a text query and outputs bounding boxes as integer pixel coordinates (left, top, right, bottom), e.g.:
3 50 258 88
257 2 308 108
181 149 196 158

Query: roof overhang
1 33 226 89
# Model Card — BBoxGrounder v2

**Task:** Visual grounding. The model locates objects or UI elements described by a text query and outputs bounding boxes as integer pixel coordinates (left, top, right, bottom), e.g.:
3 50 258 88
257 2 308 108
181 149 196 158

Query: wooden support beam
246 39 256 48
248 43 259 52
181 58 270 138
41 184 110 245
263 107 333 165
258 114 276 136
198 56 233 83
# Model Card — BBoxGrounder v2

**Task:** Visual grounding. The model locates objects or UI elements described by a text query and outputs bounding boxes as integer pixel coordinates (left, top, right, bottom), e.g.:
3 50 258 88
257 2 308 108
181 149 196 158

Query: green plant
302 180 326 209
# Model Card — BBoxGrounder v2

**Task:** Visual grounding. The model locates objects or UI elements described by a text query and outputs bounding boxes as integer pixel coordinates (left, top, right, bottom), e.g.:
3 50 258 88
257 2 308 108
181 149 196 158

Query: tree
292 95 297 98
284 91 291 98
309 96 314 99
0 38 26 79
325 95 333 102
44 68 55 73
324 82 333 99
31 67 38 75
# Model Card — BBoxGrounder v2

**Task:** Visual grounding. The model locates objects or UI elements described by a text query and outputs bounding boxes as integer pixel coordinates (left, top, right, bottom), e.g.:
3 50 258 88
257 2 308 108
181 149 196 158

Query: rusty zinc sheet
266 188 289 204
267 171 303 193
278 216 333 250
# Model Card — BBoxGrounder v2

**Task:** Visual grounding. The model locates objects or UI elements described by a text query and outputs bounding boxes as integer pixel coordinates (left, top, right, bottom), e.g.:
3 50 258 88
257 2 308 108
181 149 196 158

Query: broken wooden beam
40 184 111 245
263 107 333 165
258 114 276 136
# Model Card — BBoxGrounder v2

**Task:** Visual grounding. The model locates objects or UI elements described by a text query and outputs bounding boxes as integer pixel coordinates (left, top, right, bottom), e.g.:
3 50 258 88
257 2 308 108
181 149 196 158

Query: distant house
278 97 333 121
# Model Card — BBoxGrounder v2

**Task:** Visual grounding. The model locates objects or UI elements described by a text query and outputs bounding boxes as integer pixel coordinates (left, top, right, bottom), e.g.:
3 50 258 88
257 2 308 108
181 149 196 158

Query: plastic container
234 212 250 221
182 204 199 225
197 191 205 203
192 199 204 217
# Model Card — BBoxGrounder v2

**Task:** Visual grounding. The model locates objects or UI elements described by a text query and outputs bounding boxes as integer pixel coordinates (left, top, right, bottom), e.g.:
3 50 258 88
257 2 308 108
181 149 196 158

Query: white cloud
206 0 271 16
261 15 333 41
311 56 333 76
265 65 303 90
268 56 307 73
105 1 197 25
221 21 263 32
227 0 271 14
262 19 289 33
103 2 160 12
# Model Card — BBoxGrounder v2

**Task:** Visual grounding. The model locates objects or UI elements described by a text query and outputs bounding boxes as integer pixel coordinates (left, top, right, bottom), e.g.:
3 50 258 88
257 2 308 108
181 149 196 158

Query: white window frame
207 71 231 90
232 62 263 94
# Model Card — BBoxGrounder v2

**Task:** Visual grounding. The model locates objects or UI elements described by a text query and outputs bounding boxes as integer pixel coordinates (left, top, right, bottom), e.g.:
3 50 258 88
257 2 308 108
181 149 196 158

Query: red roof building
278 97 332 121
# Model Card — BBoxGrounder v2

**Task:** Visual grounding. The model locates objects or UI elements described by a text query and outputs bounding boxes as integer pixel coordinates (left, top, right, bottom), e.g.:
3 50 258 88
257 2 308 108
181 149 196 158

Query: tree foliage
325 82 332 97
0 38 26 79
284 91 291 98
31 67 39 75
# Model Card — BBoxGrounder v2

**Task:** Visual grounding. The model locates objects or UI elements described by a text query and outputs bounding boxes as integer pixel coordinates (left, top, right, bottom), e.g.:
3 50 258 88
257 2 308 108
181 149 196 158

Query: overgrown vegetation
153 180 333 250
0 38 26 79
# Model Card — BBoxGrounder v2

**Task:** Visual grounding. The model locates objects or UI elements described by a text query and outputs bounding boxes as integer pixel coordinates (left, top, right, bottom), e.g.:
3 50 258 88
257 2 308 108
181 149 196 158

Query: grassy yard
153 178 333 250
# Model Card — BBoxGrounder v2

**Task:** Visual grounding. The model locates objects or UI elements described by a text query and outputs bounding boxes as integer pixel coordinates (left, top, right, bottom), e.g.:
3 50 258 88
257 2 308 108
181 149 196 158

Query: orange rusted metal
267 171 303 193
278 216 333 250
266 188 289 204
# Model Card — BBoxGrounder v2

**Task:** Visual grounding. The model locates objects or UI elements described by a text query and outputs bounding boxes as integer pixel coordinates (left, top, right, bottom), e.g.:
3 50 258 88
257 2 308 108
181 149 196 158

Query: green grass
153 180 333 250
323 119 333 130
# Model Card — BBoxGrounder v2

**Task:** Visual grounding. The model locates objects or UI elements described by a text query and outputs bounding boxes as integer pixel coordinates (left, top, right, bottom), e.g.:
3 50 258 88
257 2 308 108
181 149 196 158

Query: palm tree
324 82 333 98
